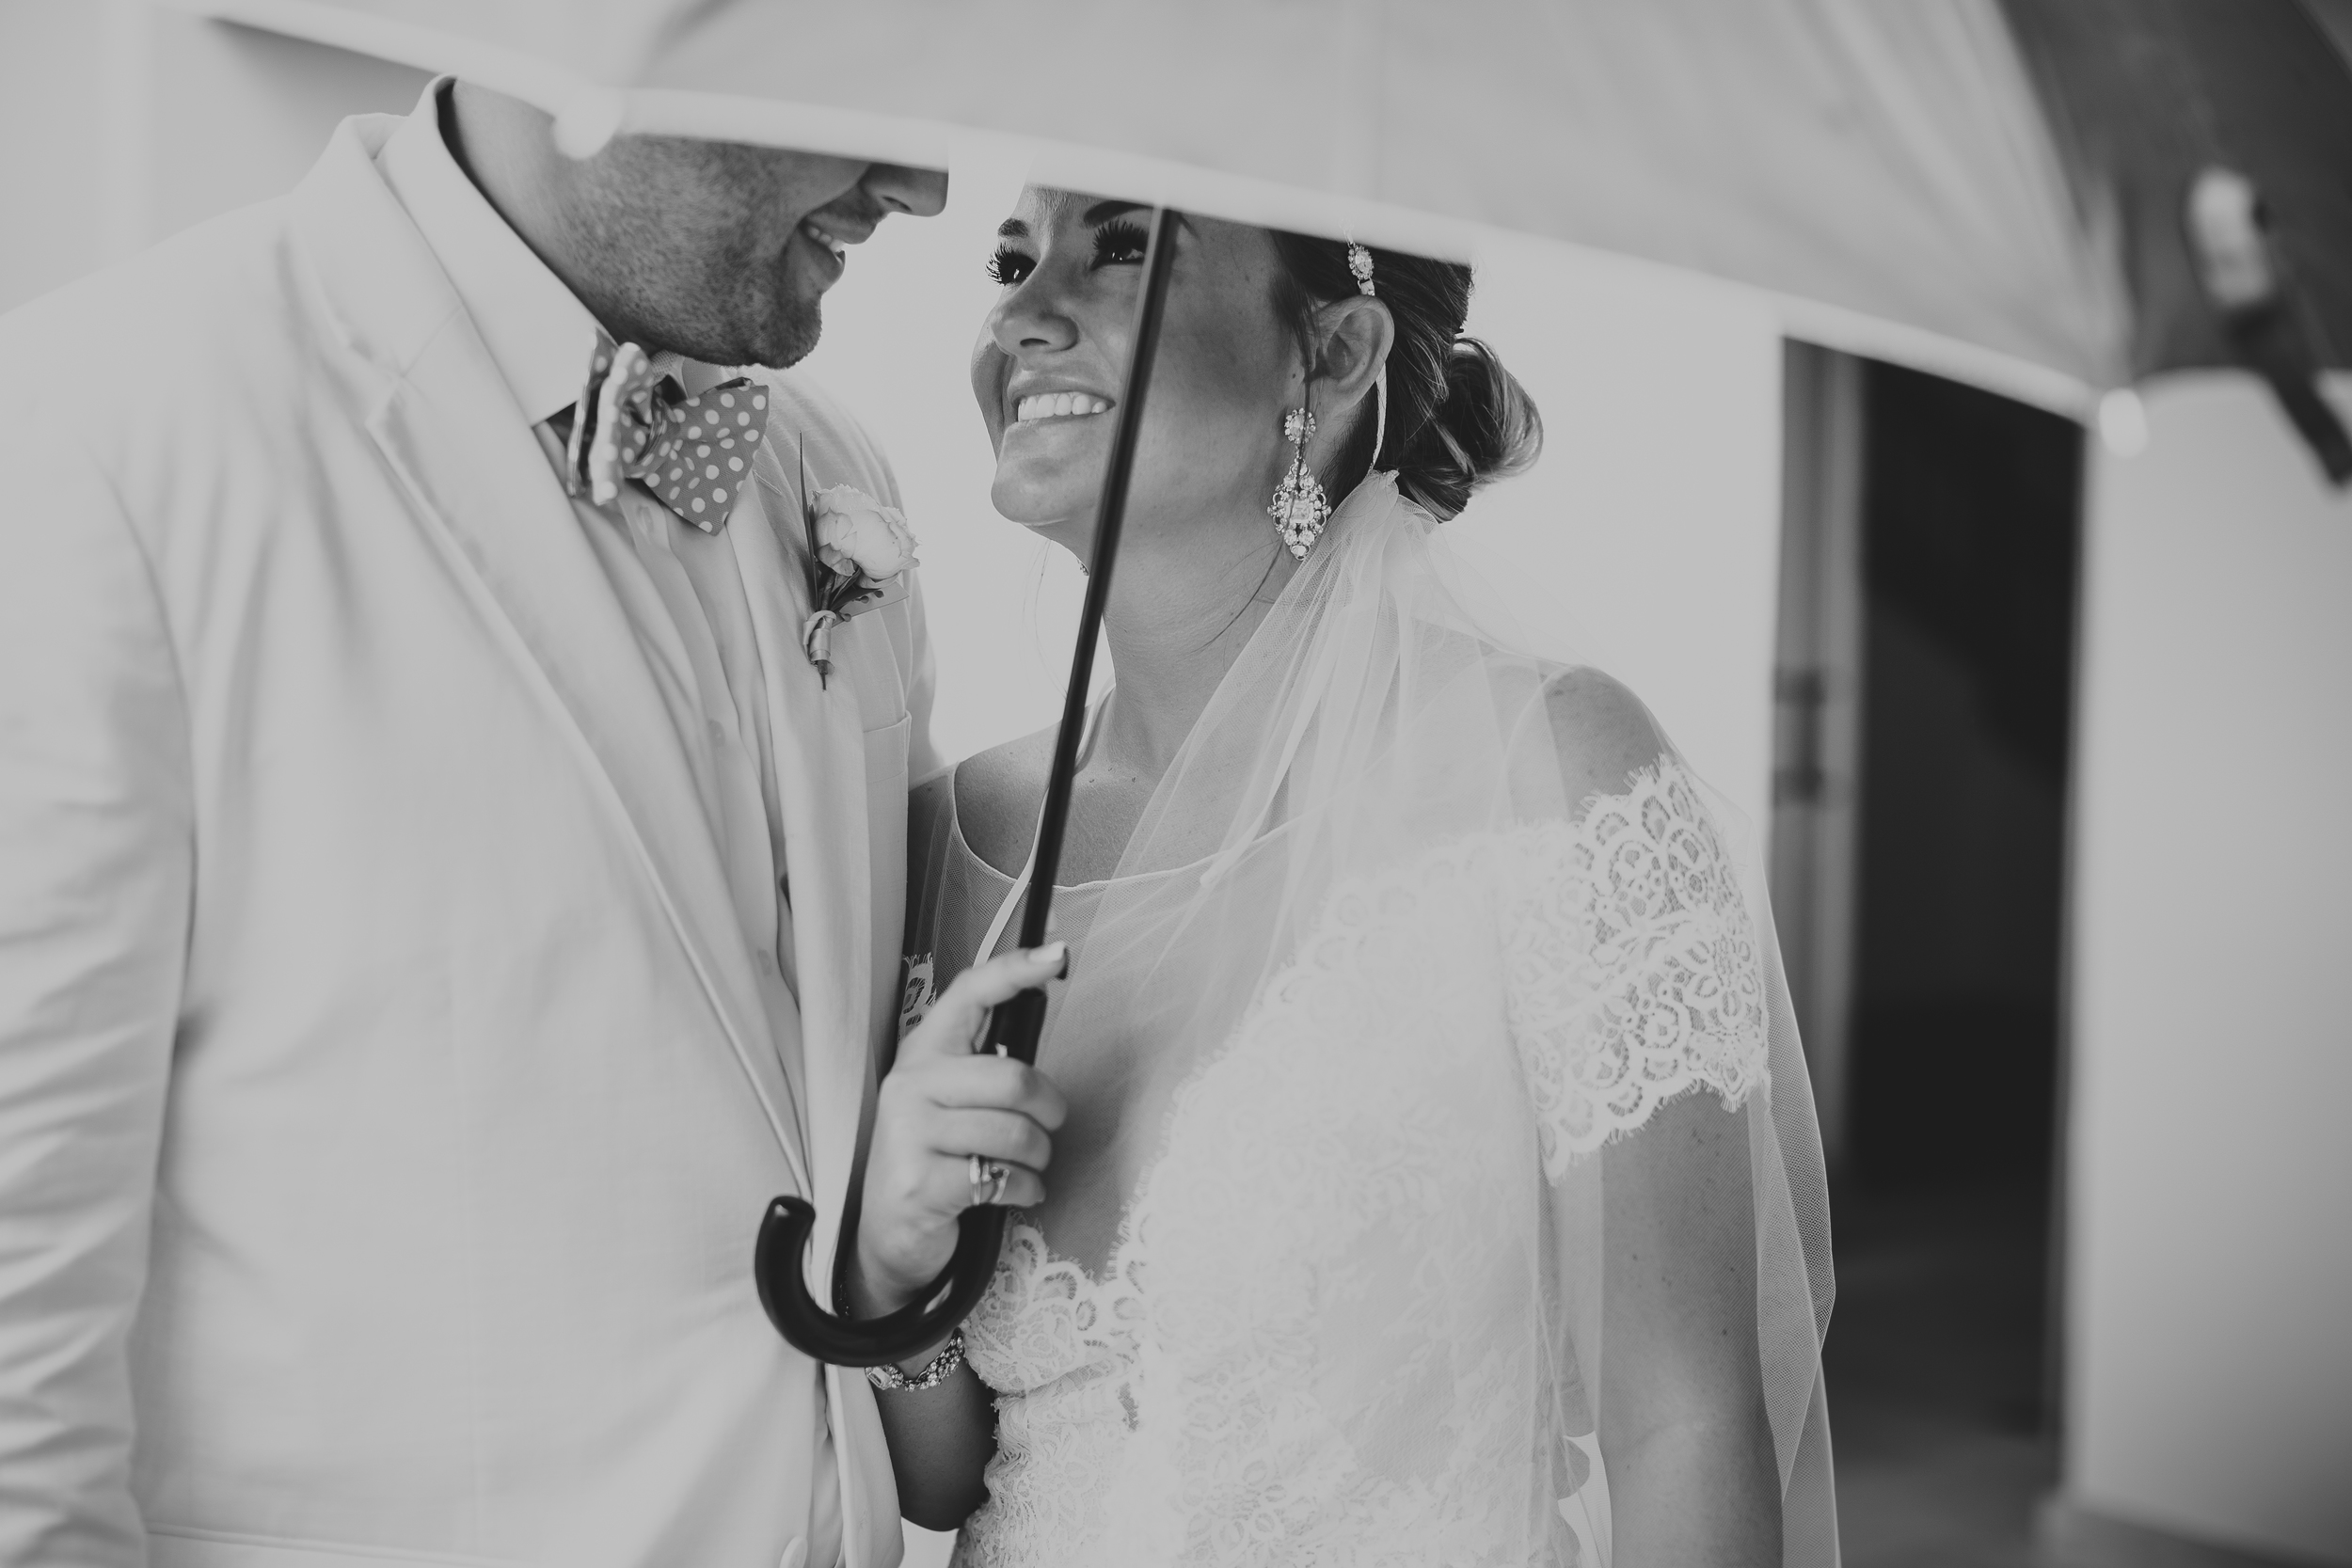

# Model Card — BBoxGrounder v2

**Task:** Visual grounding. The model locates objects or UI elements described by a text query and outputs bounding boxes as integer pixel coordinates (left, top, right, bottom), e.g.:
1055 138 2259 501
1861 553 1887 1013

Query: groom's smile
791 205 876 290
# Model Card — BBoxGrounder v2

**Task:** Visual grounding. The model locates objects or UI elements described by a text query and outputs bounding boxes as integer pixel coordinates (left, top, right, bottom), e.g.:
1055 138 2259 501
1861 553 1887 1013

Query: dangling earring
1269 407 1330 560
1347 241 1389 473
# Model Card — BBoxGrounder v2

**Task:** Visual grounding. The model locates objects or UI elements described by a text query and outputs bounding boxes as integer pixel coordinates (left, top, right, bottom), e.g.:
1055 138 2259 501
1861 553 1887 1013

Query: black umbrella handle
754 207 1184 1368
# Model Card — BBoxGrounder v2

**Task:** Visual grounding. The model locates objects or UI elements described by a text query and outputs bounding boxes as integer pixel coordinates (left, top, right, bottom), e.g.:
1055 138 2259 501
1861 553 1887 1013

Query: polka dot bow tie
564 340 770 532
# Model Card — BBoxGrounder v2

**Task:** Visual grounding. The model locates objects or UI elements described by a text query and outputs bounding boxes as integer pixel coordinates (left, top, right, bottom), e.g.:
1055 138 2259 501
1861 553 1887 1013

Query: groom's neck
440 83 675 358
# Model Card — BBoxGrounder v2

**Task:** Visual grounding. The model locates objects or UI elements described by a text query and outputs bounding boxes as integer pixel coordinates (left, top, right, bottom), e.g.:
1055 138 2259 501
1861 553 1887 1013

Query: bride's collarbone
957 736 1153 888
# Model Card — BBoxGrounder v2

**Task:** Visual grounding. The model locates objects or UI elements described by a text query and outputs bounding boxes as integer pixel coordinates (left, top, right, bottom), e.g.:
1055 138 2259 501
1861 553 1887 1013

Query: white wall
0 0 109 313
0 3 430 318
2063 372 2352 1565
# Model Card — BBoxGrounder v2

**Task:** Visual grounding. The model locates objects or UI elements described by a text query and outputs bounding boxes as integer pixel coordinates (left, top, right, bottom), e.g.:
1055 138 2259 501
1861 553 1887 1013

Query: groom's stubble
447 82 944 370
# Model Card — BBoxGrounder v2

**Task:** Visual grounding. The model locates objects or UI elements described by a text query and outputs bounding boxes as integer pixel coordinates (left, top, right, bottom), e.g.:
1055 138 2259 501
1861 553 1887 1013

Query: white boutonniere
798 441 919 687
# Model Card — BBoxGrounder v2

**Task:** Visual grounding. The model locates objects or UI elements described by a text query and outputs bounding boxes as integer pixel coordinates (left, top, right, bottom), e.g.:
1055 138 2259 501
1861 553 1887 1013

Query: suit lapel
291 118 812 1197
734 440 875 1300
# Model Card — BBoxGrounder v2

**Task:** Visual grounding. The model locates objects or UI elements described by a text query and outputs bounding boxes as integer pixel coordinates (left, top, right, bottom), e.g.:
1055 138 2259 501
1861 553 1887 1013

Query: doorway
1772 348 2085 1563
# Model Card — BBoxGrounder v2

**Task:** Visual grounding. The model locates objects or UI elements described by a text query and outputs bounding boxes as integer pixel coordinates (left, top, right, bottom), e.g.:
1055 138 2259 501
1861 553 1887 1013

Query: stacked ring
967 1154 1010 1208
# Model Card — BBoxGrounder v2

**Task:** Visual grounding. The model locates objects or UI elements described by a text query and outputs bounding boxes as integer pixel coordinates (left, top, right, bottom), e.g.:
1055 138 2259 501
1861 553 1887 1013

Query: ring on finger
967 1153 1010 1208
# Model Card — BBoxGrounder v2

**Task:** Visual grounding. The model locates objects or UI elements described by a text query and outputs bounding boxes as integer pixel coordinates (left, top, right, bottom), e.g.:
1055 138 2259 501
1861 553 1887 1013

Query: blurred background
3 6 2346 1566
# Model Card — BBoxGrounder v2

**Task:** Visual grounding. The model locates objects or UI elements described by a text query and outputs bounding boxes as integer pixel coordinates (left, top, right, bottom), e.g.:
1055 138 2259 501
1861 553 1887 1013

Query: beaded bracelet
864 1326 965 1393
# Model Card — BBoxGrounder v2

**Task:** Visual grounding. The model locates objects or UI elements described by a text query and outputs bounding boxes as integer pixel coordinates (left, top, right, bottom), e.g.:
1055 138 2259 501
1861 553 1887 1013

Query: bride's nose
988 285 1080 358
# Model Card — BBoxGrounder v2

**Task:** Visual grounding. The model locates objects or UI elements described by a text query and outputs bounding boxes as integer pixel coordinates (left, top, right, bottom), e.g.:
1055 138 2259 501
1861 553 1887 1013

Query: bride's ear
1308 293 1393 433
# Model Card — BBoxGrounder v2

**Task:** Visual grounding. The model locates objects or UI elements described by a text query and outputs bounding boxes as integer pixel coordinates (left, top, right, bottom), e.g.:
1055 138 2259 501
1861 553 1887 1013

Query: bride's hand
852 943 1072 1316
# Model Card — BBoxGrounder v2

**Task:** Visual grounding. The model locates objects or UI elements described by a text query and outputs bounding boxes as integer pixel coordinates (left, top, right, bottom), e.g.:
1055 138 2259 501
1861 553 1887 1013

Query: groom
0 77 942 1568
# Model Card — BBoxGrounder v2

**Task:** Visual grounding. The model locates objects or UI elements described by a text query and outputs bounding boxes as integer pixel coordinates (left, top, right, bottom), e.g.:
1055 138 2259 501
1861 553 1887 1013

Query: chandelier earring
1348 242 1389 472
1269 406 1330 560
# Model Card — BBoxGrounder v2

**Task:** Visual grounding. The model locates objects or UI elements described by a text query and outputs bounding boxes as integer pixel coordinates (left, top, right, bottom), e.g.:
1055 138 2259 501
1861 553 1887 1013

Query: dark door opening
1773 351 2085 1563
1847 361 2080 1193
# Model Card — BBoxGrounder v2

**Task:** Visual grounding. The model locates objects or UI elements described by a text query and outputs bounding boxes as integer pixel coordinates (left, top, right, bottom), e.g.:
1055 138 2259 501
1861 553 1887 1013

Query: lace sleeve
1503 762 1771 1180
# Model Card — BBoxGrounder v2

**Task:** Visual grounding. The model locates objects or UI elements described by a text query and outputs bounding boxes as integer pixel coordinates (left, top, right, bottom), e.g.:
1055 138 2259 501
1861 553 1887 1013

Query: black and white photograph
2 4 2347 1567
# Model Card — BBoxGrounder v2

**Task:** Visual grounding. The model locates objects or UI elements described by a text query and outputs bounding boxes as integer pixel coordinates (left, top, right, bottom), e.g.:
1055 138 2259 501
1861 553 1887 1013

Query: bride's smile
1009 390 1114 422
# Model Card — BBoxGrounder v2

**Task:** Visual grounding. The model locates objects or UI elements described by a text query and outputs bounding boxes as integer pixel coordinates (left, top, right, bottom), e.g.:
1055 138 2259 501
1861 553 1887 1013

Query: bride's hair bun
1269 234 1544 521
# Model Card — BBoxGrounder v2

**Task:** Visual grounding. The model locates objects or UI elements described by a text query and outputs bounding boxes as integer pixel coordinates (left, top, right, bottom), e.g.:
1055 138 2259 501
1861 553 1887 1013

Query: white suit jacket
0 112 932 1568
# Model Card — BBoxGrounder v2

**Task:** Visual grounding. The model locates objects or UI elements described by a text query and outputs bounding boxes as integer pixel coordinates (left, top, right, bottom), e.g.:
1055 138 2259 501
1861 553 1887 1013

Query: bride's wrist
892 1327 961 1379
843 1248 964 1386
846 1239 934 1321
865 1325 965 1392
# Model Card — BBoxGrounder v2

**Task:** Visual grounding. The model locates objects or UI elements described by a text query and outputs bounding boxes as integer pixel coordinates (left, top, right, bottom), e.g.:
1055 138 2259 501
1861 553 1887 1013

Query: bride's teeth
1015 392 1113 421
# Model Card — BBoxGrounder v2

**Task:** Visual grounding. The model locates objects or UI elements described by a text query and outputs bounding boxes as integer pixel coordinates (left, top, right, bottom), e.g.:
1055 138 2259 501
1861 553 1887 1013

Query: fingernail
1038 941 1070 978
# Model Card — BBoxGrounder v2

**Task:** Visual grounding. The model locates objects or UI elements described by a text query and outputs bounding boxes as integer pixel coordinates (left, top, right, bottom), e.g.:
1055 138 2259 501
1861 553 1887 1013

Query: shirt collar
377 78 607 428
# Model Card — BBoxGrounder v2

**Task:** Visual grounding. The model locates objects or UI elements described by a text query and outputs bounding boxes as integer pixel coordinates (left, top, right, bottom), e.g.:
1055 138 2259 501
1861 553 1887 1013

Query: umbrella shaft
999 206 1183 1058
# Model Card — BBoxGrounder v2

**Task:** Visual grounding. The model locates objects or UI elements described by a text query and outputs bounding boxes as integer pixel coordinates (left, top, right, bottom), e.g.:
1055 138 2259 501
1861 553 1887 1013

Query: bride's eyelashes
984 220 1152 289
985 245 1035 287
1089 220 1150 267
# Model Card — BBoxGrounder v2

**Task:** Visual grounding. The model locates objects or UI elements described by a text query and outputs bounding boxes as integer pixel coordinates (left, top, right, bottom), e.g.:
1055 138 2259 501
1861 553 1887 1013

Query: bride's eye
986 246 1035 287
1091 220 1150 269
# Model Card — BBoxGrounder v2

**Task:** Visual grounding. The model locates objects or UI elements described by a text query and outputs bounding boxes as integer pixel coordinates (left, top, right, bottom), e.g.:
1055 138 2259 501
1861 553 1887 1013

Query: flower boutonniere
799 441 919 687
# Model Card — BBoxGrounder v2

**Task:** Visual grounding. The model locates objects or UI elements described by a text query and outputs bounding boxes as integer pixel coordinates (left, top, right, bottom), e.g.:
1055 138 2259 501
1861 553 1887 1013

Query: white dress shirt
377 83 842 1568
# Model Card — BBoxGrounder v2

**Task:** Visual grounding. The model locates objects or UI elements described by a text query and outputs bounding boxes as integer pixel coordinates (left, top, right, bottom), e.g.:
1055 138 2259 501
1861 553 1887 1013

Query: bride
839 189 1836 1566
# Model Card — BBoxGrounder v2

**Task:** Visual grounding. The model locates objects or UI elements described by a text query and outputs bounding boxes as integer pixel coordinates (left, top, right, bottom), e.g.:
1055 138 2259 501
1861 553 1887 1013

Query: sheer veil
1002 471 1836 1563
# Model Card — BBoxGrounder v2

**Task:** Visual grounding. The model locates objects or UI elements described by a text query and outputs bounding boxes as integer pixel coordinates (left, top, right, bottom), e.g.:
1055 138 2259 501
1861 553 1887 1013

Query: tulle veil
958 471 1836 1564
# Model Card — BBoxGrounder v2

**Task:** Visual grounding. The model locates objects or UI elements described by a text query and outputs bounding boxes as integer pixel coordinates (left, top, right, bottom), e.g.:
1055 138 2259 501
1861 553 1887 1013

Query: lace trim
1505 763 1770 1179
957 1217 1149 1567
962 1215 1148 1397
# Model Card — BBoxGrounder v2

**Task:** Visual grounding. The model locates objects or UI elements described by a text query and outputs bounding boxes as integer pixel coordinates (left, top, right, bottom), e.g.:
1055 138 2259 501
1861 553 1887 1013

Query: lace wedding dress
898 478 1836 1567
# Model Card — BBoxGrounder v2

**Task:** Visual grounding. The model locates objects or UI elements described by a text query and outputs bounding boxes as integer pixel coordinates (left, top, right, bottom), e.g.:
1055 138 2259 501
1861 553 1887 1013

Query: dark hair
1267 234 1543 521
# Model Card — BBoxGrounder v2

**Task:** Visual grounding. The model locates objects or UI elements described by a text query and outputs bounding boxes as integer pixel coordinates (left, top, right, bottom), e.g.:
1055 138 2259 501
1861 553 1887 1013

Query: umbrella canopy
175 0 2352 422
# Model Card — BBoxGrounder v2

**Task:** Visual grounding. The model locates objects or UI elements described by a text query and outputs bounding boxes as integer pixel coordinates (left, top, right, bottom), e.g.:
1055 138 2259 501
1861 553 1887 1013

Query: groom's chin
744 302 822 371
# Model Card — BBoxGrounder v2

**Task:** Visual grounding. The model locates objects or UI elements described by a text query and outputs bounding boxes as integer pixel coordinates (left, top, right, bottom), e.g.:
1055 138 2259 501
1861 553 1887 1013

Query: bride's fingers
927 1155 1044 1214
912 1055 1070 1132
901 943 1068 1062
929 1107 1055 1173
989 1165 1046 1211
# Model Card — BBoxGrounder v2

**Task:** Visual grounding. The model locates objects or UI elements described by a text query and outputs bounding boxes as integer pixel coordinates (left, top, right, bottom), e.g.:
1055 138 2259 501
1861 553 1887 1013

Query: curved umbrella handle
748 208 1181 1368
753 990 1045 1365
755 1194 1007 1367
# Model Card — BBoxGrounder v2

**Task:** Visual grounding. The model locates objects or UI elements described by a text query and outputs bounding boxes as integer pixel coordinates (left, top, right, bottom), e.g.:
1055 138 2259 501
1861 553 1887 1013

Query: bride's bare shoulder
952 724 1059 877
1530 665 1671 809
